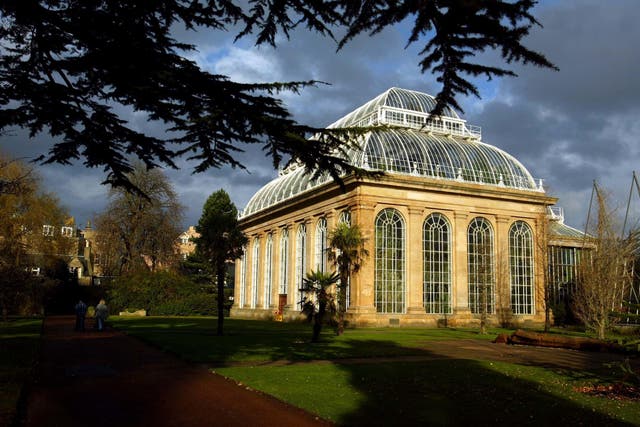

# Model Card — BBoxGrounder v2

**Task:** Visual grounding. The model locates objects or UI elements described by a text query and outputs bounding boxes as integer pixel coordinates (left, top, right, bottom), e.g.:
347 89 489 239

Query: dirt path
24 316 331 427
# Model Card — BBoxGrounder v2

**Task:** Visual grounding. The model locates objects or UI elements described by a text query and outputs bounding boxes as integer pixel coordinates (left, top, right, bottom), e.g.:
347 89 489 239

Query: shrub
107 271 218 316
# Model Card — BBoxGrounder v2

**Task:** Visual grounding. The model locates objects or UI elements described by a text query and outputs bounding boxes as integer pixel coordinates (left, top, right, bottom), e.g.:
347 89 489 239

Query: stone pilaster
453 211 471 317
406 206 425 315
495 216 511 314
350 203 376 314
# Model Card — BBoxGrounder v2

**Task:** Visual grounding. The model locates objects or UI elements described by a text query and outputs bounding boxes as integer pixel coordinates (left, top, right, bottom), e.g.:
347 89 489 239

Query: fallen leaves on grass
574 383 640 400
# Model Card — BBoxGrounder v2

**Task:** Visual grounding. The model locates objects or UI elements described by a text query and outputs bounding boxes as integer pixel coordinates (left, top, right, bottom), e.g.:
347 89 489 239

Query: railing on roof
548 206 564 223
377 106 482 139
331 106 482 140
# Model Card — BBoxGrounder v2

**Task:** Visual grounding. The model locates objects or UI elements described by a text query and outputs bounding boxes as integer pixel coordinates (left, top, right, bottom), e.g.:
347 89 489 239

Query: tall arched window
295 223 307 310
315 217 327 272
251 237 260 309
279 228 289 294
423 213 452 314
264 233 273 309
468 217 495 314
239 246 246 308
509 221 534 314
375 209 406 313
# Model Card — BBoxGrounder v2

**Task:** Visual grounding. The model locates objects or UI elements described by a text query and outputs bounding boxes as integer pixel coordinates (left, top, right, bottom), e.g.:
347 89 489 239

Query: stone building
177 226 199 260
232 87 584 327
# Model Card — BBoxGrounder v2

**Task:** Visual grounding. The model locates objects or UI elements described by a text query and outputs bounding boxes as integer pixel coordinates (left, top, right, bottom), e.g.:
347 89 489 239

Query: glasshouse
231 87 585 327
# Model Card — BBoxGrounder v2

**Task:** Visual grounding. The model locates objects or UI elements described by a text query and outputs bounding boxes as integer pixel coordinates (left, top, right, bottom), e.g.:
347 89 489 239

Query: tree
0 1 556 188
196 189 247 336
94 163 184 275
0 152 71 319
0 153 72 268
329 222 368 335
572 186 637 340
0 156 33 195
300 270 339 343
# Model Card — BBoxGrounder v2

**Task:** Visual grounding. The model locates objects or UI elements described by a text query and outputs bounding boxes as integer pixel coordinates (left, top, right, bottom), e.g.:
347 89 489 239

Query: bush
0 266 57 317
107 271 218 316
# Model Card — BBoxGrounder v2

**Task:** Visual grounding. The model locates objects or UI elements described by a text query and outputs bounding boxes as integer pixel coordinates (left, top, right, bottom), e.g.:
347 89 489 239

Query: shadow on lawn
223 336 634 426
330 340 631 426
113 318 636 426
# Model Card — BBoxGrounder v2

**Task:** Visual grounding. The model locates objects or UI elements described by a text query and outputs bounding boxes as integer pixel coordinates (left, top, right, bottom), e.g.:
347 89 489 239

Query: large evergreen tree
0 1 555 188
196 189 247 335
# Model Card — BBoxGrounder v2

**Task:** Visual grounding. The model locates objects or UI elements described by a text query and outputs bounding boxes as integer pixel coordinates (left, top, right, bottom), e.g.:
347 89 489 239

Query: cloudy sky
3 0 640 232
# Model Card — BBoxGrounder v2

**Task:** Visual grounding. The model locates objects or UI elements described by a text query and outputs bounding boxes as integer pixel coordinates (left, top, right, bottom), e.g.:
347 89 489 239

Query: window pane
510 221 534 314
468 218 495 314
423 213 452 314
375 209 406 314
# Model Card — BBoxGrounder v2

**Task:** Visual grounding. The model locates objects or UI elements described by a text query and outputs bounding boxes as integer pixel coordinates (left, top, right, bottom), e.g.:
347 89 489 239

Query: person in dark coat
74 300 87 331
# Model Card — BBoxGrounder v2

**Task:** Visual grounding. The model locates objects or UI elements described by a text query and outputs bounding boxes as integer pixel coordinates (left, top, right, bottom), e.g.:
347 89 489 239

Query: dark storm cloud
465 0 640 227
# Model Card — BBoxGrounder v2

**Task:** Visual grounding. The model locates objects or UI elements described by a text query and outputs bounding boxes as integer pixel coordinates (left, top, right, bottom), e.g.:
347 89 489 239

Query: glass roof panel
242 88 539 218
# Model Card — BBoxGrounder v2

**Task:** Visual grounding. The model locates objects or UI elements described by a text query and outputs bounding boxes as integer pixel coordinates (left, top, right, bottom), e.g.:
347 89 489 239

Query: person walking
95 299 109 331
74 300 87 331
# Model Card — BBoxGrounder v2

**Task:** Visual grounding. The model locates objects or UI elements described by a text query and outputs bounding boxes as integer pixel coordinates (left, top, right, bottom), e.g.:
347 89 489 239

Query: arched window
295 223 307 310
315 217 327 272
375 209 406 313
339 210 351 226
468 217 495 314
510 221 534 314
251 237 260 309
337 210 351 308
279 229 289 294
264 233 273 309
423 213 452 314
239 246 247 308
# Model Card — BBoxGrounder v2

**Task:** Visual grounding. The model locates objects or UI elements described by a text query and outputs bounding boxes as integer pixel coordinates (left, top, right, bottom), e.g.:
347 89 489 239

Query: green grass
216 360 639 425
112 316 640 426
110 316 512 364
0 318 42 427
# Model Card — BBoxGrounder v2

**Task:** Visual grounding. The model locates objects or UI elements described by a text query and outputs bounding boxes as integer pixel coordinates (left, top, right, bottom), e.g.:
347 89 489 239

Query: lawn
0 319 42 427
112 316 640 426
111 316 511 364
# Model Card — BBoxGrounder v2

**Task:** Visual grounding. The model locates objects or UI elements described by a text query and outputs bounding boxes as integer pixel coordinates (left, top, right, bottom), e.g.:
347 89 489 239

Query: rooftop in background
548 207 589 240
241 87 543 218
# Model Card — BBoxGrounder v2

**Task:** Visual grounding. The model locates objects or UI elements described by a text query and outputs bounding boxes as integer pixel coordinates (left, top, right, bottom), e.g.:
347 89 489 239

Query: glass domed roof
242 88 540 218
327 87 460 128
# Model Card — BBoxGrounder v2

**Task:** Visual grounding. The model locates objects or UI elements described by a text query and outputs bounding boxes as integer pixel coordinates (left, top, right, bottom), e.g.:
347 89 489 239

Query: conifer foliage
0 1 555 187
196 189 247 335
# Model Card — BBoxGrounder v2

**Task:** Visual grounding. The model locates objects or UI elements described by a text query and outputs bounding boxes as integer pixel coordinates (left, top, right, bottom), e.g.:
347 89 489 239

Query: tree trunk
337 280 347 336
335 264 350 336
312 300 325 343
216 261 225 336
544 284 551 332
597 322 606 340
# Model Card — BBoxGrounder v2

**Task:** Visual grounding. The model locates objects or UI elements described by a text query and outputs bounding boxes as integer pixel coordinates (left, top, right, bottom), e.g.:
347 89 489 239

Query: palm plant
329 222 368 335
300 270 338 342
